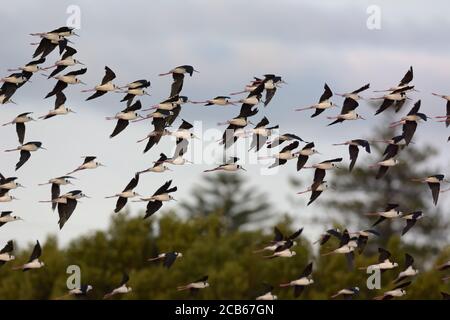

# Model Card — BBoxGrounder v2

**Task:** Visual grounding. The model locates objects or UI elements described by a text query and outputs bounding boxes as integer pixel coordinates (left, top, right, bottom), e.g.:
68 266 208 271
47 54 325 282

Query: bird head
176 252 183 258
133 192 142 197
76 78 86 85
86 285 93 292
169 195 177 201
13 215 23 221
126 286 133 293
357 114 366 120
308 278 314 284
16 182 25 188
74 59 85 66
7 254 15 261
39 261 45 267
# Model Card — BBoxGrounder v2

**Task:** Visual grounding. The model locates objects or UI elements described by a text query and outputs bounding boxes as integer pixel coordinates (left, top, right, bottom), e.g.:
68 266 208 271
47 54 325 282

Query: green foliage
0 212 448 300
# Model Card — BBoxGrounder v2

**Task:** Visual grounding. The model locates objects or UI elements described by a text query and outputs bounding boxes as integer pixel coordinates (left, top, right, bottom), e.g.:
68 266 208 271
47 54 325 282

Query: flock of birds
0 26 449 300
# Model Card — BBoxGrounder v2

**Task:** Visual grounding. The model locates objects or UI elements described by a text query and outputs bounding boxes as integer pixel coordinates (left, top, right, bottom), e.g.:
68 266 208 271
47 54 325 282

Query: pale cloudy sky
1 0 450 247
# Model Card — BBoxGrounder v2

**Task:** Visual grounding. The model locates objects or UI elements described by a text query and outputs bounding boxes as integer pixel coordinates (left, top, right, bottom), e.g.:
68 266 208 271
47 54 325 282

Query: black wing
66 68 87 76
299 262 313 278
341 98 359 114
48 65 68 78
58 198 77 229
28 241 42 262
311 108 325 118
124 100 142 112
144 201 163 219
273 227 284 242
82 156 97 164
296 154 308 171
313 168 326 184
399 66 413 86
348 145 359 172
402 121 417 146
170 73 185 97
86 90 107 101
404 253 414 268
407 100 421 115
375 166 389 180
378 248 391 263
288 228 303 240
255 117 269 128
319 83 332 103
51 183 60 211
163 252 177 269
45 81 68 99
0 240 13 254
16 123 25 145
110 119 129 138
280 141 299 153
352 83 370 94
123 174 139 191
120 273 130 286
114 197 128 213
54 92 67 108
101 66 116 85
153 180 172 196
179 119 193 130
16 151 31 171
264 88 276 107
428 182 440 205
61 46 77 60
375 99 394 115
401 219 416 236
307 190 323 205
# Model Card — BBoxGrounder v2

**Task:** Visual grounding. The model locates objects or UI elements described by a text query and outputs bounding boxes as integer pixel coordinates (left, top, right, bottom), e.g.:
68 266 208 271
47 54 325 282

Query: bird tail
177 285 189 291
253 248 267 254
147 257 162 262
229 90 246 95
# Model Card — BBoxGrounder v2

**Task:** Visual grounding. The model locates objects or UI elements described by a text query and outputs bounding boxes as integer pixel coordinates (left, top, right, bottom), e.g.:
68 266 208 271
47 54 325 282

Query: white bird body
170 130 192 140
2 75 26 84
95 81 116 92
314 101 332 109
239 96 259 105
17 259 44 270
116 191 139 198
21 65 41 73
111 111 139 121
110 285 132 296
384 92 406 101
0 253 15 262
369 260 398 270
384 289 406 297
56 57 76 66
126 88 146 96
312 162 335 170
228 118 248 126
0 193 15 202
276 152 296 160
256 292 277 300
42 105 73 117
377 158 399 167
165 156 187 165
289 278 314 286
0 181 21 190
56 75 80 84
397 266 419 279
0 214 21 223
